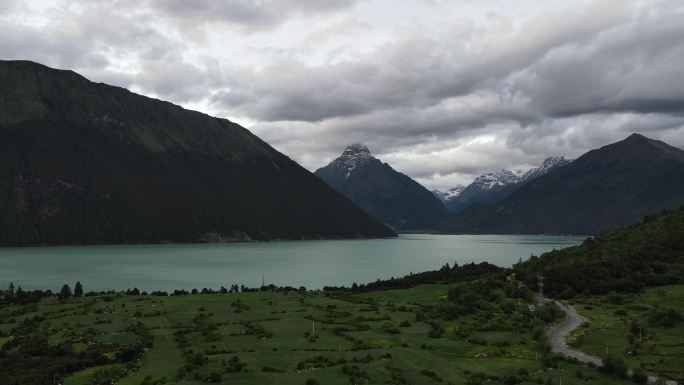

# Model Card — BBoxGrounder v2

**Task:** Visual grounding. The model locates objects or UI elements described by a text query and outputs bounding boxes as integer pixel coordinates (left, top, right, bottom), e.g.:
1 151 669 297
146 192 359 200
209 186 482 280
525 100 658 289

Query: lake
0 234 584 292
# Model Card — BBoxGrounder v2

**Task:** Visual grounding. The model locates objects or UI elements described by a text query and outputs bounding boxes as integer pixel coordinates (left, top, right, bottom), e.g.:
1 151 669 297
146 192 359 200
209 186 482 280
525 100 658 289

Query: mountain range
3 60 682 242
0 60 395 246
314 144 448 230
443 134 684 234
434 157 572 213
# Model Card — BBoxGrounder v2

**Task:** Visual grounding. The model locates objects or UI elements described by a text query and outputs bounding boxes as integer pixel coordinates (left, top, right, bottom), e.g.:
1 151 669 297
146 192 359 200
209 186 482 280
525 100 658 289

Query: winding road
546 300 603 367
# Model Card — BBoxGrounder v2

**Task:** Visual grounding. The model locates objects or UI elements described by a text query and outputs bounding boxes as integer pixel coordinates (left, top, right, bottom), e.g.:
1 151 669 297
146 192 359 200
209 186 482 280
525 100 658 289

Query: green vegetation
1 279 639 385
2 200 683 384
569 285 684 383
514 207 684 297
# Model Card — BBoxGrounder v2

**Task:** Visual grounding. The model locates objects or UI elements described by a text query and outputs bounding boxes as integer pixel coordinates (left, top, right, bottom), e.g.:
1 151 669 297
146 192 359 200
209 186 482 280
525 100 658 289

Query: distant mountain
443 134 684 235
0 60 395 246
432 185 465 203
439 157 571 213
314 144 448 230
521 156 571 181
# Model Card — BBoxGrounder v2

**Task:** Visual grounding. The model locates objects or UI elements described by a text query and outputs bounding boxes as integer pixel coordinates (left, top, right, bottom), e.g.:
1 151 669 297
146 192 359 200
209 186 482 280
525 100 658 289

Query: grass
570 285 684 383
1 284 652 385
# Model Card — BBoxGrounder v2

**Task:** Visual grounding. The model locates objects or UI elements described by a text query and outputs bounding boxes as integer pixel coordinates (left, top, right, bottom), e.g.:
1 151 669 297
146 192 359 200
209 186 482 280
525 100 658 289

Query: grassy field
0 283 646 385
569 285 684 383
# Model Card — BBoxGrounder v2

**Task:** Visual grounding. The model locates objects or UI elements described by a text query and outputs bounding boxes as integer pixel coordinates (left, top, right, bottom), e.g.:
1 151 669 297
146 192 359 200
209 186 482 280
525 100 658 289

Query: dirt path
546 300 603 367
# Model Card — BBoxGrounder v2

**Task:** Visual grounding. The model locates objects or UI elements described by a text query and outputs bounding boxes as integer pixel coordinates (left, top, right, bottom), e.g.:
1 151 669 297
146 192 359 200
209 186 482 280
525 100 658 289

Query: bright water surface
0 234 584 291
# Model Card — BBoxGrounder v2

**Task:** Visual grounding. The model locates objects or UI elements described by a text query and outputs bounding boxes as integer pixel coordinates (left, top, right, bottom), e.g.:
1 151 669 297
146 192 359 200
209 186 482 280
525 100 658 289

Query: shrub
421 369 443 382
602 355 628 378
631 368 647 384
648 307 682 327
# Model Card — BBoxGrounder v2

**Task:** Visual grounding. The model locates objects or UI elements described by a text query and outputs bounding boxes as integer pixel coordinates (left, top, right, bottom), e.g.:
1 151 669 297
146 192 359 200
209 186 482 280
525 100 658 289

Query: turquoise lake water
0 234 584 291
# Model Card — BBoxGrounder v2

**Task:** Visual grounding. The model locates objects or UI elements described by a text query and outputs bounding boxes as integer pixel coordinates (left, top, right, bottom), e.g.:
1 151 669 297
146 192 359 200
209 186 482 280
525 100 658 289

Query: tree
59 284 72 302
8 282 15 297
74 281 84 297
15 286 26 302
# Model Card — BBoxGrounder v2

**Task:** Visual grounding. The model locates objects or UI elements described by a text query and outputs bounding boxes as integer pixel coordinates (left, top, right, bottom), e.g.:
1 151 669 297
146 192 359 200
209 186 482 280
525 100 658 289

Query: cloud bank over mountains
2 0 683 189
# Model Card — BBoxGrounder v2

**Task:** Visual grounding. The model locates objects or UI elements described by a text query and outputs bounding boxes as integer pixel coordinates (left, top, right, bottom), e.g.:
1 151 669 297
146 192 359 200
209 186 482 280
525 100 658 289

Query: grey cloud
3 0 684 191
134 58 224 103
149 0 357 30
0 0 18 12
0 2 210 103
211 0 633 123
510 5 684 118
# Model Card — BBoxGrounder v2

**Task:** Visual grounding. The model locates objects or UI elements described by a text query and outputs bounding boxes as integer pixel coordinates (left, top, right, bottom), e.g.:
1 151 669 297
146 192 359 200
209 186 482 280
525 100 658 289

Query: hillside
314 144 448 230
514 208 684 297
443 134 684 234
0 60 395 245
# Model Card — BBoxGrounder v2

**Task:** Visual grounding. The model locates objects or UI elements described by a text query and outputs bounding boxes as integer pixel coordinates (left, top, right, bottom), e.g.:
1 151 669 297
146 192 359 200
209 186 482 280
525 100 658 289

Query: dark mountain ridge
443 134 684 235
0 60 395 245
314 144 448 230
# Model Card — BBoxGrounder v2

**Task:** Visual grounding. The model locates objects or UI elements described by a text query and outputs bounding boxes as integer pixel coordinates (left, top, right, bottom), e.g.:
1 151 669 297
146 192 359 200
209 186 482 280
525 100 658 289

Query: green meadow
0 283 645 385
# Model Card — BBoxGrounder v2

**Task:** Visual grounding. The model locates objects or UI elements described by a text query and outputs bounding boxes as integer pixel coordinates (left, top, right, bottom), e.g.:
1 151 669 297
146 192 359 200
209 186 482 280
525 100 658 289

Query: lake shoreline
0 234 584 292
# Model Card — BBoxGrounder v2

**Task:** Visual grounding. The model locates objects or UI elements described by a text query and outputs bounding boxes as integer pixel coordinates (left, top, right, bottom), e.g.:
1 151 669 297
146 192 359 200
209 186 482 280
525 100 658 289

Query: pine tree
74 281 84 297
59 284 72 302
15 286 26 302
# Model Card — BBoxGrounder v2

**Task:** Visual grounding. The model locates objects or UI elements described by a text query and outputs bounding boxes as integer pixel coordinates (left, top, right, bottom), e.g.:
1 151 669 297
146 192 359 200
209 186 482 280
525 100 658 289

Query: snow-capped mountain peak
522 156 571 181
330 143 377 177
432 185 465 202
472 169 522 190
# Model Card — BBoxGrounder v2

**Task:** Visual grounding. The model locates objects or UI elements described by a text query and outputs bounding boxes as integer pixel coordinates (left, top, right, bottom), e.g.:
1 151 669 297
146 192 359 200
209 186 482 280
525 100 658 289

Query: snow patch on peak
331 143 376 177
473 169 521 190
344 143 371 155
466 157 572 191
433 185 465 202
522 156 571 181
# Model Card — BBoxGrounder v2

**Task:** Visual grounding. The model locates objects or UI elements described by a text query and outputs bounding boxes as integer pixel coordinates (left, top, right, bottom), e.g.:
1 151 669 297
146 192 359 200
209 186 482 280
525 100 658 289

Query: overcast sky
2 0 683 190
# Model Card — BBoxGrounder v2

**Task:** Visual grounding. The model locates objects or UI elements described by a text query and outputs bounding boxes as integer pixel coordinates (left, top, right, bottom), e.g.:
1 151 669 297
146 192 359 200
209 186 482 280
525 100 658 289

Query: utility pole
312 319 315 335
537 274 545 305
